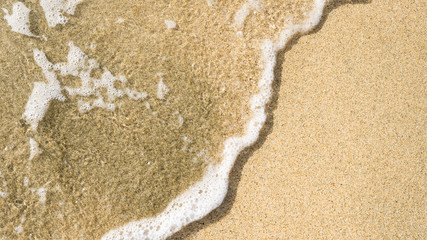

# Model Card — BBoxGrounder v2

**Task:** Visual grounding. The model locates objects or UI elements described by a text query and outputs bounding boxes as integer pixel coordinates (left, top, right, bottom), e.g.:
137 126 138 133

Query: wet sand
0 0 260 238
0 0 320 238
172 0 426 239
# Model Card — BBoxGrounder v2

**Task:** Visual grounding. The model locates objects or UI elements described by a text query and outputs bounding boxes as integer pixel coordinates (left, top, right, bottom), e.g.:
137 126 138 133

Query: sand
1 0 319 238
0 0 425 239
171 0 426 239
0 1 262 238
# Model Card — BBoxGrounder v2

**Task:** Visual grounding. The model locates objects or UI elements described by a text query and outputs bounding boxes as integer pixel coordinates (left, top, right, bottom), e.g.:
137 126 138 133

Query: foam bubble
0 191 8 199
37 188 47 203
233 0 261 30
26 41 148 128
23 49 65 130
2 2 37 37
178 115 184 127
31 187 47 203
13 217 26 235
77 100 93 112
29 138 41 161
56 42 147 111
14 225 23 234
183 136 192 143
101 0 328 239
125 89 147 100
157 78 169 100
206 0 215 7
23 177 29 187
164 20 177 29
40 0 83 27
90 42 97 49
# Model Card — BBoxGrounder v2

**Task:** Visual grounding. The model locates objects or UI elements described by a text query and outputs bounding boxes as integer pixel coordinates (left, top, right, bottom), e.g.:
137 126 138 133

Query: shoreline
172 0 426 239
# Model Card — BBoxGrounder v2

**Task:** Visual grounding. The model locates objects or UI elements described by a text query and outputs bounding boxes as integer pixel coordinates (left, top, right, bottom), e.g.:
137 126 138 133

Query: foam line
101 0 328 239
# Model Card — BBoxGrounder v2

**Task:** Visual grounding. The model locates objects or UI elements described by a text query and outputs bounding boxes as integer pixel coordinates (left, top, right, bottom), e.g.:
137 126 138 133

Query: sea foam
101 0 328 239
24 42 147 129
233 0 261 30
2 2 36 37
24 49 66 130
40 0 83 27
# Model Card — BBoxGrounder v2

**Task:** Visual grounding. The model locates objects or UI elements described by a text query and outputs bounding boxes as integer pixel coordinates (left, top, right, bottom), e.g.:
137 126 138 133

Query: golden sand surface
172 0 426 239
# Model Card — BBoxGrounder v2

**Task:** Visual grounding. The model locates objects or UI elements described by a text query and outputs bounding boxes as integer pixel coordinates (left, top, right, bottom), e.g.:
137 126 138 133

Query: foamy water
1 0 329 239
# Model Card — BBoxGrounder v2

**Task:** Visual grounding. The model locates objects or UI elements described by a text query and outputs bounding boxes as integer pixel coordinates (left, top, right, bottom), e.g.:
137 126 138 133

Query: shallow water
0 0 318 239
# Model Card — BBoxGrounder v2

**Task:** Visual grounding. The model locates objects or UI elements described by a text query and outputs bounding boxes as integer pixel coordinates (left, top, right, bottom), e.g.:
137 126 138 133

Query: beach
172 0 426 239
0 0 425 239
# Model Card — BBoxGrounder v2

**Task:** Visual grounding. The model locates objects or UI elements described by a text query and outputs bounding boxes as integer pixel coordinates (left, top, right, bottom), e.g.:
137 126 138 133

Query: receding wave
0 0 328 239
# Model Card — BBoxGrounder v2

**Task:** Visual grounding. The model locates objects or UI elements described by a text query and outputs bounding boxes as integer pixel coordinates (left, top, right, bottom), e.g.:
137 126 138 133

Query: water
0 0 326 239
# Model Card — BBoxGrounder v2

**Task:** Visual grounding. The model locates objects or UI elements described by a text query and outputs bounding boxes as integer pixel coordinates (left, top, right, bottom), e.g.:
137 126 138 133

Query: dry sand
171 0 426 239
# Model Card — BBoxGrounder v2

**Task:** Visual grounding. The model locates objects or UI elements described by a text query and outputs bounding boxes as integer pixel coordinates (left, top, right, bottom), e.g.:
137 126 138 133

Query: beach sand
1 0 318 238
0 0 425 239
171 0 426 239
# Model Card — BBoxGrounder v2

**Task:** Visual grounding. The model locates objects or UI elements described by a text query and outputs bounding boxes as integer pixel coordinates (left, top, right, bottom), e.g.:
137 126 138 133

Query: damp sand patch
1 0 327 239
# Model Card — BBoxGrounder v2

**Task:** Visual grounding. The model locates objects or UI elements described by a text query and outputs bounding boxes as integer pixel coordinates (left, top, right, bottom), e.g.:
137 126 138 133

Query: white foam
0 191 8 199
14 216 26 234
173 111 184 127
206 0 215 7
29 138 41 161
57 42 146 112
24 41 147 129
183 136 192 143
90 42 97 49
77 100 93 112
125 88 148 100
40 0 83 27
31 187 47 203
233 0 261 30
157 78 169 100
164 20 176 29
117 18 124 23
14 225 23 234
101 0 328 239
2 2 37 37
178 115 184 127
23 49 65 130
23 177 29 187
